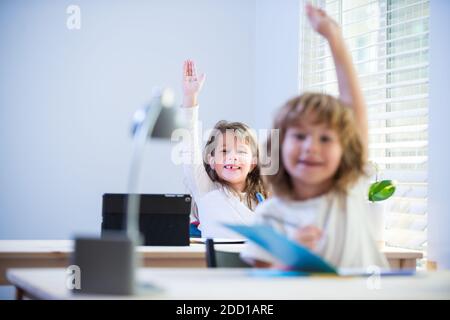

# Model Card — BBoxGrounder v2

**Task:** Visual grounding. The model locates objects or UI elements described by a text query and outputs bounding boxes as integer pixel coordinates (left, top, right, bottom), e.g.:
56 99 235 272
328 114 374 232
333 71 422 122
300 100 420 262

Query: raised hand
305 2 340 40
182 59 206 107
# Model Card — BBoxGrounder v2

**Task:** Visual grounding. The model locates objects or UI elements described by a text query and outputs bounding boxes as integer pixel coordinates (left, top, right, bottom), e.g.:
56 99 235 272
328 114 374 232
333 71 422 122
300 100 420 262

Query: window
300 0 429 253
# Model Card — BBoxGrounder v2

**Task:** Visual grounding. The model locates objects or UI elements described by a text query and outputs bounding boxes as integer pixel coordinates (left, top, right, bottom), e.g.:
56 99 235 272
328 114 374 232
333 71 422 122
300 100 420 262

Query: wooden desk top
6 268 449 300
0 240 423 260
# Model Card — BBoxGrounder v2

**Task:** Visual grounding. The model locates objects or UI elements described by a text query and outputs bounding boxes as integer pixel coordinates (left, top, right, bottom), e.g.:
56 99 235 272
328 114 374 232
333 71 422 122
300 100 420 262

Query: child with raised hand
241 4 388 269
180 60 268 238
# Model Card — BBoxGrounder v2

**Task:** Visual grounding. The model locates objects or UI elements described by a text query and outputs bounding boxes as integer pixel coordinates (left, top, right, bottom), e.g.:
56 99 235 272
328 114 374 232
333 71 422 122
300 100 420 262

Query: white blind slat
369 156 427 164
339 0 429 29
305 14 429 48
369 124 427 135
367 94 428 106
305 46 429 75
368 108 428 121
304 63 429 88
387 213 427 230
328 0 428 17
390 199 427 215
307 31 429 63
379 170 427 182
369 140 427 149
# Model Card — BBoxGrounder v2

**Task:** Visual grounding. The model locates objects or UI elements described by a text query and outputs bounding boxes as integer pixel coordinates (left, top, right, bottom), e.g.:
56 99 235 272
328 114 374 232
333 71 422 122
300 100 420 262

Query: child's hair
266 92 366 198
203 120 268 209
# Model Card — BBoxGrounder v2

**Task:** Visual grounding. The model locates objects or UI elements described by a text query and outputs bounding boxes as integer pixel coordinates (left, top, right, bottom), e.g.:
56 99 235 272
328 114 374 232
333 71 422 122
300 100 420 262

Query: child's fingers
306 3 323 21
183 60 188 77
305 2 313 14
191 61 197 77
305 2 316 16
301 225 322 237
295 228 322 246
184 60 190 77
184 60 203 83
298 232 320 242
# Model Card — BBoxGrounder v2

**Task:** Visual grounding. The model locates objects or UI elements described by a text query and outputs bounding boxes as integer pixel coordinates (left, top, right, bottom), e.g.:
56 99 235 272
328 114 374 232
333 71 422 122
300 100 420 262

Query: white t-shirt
179 106 256 238
240 178 389 270
195 189 255 238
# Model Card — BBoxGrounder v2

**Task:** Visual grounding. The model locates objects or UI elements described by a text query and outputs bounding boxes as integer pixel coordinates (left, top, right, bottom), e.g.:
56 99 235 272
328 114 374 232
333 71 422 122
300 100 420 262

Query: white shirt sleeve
179 106 216 198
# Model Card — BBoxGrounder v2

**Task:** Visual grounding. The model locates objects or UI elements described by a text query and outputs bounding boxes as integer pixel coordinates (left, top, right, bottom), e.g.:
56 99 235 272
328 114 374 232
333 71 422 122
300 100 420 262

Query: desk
6 268 450 300
0 240 423 285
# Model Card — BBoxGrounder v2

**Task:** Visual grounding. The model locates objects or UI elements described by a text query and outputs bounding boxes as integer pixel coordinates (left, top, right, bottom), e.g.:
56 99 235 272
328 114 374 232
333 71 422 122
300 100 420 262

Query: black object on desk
205 238 251 268
101 193 191 246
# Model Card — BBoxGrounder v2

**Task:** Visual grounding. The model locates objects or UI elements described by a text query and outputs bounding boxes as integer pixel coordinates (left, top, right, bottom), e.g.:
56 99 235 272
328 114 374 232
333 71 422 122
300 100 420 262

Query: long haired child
180 60 268 238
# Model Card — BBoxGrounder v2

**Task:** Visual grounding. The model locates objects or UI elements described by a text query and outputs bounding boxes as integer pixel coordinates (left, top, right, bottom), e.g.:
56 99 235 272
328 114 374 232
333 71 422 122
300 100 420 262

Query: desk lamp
71 88 180 295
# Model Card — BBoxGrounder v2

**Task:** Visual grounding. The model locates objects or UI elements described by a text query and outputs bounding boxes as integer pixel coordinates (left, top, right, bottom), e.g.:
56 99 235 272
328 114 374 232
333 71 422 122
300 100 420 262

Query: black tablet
101 193 192 246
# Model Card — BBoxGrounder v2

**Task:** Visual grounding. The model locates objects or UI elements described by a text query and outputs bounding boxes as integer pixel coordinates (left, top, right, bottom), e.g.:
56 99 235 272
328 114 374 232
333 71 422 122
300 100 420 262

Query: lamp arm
126 99 163 244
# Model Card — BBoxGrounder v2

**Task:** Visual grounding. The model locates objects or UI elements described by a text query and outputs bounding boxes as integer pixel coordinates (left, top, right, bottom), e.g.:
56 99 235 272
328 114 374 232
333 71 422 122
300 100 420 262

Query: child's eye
294 133 306 140
320 135 331 143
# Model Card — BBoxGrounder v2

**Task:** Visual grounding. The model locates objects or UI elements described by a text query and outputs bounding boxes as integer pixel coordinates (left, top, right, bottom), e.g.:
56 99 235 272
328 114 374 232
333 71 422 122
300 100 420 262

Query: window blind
299 0 429 252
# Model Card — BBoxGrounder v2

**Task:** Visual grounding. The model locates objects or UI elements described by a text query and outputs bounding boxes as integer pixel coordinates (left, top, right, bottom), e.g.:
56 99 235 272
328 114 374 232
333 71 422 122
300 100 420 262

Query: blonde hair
266 92 366 198
203 120 268 209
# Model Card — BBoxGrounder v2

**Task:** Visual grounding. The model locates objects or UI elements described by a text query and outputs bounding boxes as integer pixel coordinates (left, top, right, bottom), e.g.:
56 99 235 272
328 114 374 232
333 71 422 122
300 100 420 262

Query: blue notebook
224 223 337 274
225 224 417 277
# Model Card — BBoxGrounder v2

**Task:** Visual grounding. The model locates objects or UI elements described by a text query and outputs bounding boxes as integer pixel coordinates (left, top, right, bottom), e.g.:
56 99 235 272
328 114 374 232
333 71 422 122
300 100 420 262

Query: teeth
224 165 240 169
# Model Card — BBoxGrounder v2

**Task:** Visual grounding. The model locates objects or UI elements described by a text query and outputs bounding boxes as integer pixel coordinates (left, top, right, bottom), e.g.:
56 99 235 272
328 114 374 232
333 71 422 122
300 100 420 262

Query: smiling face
268 93 366 199
282 116 343 193
209 132 256 192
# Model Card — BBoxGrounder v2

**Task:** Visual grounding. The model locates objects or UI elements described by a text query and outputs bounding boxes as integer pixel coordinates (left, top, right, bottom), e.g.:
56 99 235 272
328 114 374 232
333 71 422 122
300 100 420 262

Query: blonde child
241 4 388 269
180 60 268 238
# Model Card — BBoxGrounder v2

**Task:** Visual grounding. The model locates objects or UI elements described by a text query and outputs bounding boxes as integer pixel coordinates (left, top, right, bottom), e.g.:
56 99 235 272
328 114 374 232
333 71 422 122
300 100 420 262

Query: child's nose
226 150 238 161
304 136 318 153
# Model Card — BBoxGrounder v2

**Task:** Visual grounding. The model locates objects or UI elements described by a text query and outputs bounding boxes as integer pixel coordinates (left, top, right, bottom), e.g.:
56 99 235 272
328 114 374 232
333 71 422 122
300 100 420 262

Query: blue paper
224 223 337 274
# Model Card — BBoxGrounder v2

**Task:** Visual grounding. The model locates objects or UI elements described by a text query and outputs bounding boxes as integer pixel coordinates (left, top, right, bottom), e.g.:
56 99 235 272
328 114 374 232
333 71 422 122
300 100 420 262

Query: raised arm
180 60 214 197
306 3 368 159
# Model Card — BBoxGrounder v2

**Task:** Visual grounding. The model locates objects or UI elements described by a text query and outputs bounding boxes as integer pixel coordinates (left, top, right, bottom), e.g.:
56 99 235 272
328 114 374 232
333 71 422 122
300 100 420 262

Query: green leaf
368 180 396 202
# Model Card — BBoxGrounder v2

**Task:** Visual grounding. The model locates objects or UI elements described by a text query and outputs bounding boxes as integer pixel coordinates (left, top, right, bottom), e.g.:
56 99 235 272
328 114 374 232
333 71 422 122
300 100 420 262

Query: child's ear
251 156 258 168
208 155 215 170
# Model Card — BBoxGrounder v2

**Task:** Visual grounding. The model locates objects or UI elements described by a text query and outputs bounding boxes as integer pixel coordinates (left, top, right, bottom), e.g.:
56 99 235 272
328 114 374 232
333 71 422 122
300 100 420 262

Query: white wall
0 0 258 239
428 0 450 269
252 0 301 131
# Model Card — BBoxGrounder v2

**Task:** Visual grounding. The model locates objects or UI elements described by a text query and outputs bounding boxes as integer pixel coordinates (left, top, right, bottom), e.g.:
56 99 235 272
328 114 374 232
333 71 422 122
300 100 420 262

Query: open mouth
223 165 241 170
